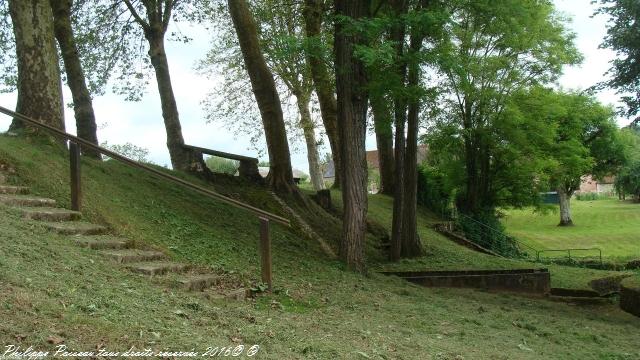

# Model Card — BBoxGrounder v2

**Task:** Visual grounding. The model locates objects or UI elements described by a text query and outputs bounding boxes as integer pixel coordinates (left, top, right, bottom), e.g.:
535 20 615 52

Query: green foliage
2 135 640 358
427 0 581 214
575 192 613 201
416 165 453 216
594 0 640 118
456 212 522 258
367 167 380 193
615 126 640 199
503 87 625 201
616 161 640 200
204 156 239 175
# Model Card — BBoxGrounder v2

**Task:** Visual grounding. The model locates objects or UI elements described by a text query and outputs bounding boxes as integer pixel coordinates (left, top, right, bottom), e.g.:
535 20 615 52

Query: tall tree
121 0 193 171
8 0 64 132
199 0 326 189
50 0 100 158
303 0 342 188
255 1 325 191
549 92 624 226
505 88 626 226
389 0 409 261
434 0 580 216
400 4 430 257
334 0 371 272
228 0 296 192
594 0 640 120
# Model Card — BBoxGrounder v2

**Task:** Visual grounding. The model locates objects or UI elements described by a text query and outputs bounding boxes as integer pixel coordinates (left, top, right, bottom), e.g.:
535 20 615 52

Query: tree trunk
558 187 574 226
461 100 480 215
334 0 370 273
9 0 65 133
371 97 395 195
145 30 192 171
296 93 325 191
389 0 408 262
228 0 295 193
50 0 100 159
303 0 342 189
400 27 425 258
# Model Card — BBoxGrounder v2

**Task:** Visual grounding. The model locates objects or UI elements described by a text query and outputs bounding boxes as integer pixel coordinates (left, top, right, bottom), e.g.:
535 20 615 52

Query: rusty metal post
259 217 272 291
69 141 82 211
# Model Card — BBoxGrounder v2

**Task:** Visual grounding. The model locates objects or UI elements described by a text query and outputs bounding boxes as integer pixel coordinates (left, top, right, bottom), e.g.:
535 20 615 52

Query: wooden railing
0 105 289 289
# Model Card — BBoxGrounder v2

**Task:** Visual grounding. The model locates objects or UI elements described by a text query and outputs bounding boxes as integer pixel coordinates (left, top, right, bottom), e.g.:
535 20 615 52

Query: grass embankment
325 192 631 290
503 199 640 262
0 135 639 359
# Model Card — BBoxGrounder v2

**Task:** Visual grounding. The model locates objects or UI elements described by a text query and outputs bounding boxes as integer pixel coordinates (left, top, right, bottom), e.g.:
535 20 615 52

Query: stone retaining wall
382 268 550 295
620 284 640 318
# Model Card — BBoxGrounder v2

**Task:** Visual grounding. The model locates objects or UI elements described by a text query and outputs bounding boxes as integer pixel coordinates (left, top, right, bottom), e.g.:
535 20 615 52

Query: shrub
616 161 640 201
575 192 612 201
205 156 239 175
457 211 522 257
417 165 454 216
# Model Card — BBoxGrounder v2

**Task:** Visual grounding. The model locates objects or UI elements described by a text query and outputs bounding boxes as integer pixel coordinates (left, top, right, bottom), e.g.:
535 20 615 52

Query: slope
0 134 638 359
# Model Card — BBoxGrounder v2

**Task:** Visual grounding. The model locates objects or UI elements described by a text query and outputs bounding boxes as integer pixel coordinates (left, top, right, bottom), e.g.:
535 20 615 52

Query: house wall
579 175 598 193
578 175 615 194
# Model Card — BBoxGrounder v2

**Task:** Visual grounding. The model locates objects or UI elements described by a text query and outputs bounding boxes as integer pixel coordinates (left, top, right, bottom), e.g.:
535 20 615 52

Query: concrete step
73 235 129 250
0 173 6 184
42 221 107 235
0 194 56 207
126 262 190 276
0 185 29 195
101 249 166 264
176 274 221 291
19 207 81 222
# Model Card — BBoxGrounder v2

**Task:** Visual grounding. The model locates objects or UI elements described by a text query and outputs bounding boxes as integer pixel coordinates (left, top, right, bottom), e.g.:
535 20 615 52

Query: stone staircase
0 170 249 299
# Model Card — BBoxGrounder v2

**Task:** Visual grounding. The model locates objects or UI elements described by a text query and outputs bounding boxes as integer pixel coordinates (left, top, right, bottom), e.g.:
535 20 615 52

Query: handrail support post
259 217 273 291
69 141 82 212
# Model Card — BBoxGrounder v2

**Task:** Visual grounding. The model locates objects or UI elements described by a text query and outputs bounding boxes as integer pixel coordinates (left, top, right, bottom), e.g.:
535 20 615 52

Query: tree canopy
595 0 640 119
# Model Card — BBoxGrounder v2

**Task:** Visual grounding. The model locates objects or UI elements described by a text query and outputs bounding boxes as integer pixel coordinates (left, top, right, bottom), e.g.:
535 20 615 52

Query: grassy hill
0 134 639 359
503 199 640 262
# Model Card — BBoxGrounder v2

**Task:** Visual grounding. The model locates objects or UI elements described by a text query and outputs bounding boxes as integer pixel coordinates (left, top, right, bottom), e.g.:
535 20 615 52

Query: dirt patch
588 275 632 296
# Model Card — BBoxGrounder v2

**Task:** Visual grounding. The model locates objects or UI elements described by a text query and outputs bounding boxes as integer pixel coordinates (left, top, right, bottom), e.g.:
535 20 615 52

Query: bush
616 161 640 201
457 211 522 257
417 165 454 216
205 156 239 175
575 192 612 201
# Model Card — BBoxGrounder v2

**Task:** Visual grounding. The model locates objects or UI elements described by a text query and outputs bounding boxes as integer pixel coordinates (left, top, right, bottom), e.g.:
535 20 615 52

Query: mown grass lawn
1 135 639 359
503 199 640 261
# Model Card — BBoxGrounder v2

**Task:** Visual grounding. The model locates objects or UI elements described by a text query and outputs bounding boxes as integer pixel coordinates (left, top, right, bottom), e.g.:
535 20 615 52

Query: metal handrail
454 212 604 266
0 106 289 226
455 212 538 253
536 248 603 265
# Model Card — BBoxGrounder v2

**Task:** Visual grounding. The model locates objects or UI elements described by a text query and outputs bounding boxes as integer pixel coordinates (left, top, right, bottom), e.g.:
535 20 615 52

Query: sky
0 0 631 173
